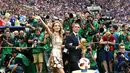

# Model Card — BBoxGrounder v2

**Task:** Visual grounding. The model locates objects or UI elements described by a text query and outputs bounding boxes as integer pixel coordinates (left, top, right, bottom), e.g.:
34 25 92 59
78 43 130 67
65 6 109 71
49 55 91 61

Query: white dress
47 33 63 69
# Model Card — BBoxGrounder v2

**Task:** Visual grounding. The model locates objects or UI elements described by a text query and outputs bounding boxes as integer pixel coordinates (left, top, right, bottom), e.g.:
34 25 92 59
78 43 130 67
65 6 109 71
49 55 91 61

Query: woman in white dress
36 16 65 73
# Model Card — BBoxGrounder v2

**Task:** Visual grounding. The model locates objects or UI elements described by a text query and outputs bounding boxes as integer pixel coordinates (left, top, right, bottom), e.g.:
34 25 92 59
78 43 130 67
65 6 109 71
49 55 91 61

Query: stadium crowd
0 0 130 24
0 0 130 73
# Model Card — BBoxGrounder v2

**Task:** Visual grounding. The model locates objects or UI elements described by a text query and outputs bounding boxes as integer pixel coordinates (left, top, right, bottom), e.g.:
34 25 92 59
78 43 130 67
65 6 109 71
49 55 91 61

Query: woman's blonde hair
104 31 111 36
52 20 63 38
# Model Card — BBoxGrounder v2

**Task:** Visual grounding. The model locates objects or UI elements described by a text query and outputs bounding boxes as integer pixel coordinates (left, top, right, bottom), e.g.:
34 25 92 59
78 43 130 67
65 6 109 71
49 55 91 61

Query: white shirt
73 32 80 49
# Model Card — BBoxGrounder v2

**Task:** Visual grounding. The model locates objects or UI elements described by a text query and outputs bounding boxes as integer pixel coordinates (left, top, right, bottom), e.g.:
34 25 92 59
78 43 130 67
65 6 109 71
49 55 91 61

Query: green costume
14 37 20 47
93 20 99 31
119 30 125 35
25 32 45 73
79 20 99 42
19 42 27 48
85 50 97 68
78 28 88 40
125 41 130 50
63 18 74 32
0 55 4 68
119 30 130 51
2 37 14 58
15 53 30 66
119 34 127 43
43 37 52 53
29 19 38 26
31 32 44 53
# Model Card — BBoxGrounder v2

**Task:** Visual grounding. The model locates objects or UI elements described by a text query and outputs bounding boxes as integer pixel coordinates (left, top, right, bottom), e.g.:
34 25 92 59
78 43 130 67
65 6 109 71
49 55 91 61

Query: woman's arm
108 40 115 45
36 16 52 36
100 39 107 45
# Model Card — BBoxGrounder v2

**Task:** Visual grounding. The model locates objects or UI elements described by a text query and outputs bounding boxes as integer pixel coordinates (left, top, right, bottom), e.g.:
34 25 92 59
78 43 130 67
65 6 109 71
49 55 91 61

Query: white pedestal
0 68 5 73
72 70 96 73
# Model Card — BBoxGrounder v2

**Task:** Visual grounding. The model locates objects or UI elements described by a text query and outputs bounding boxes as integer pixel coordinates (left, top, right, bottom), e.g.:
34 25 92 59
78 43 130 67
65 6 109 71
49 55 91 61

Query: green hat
5 13 10 18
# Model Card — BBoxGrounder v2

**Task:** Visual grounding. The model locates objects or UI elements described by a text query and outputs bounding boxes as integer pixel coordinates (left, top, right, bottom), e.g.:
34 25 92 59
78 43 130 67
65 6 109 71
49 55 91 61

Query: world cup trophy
80 38 87 57
79 38 90 73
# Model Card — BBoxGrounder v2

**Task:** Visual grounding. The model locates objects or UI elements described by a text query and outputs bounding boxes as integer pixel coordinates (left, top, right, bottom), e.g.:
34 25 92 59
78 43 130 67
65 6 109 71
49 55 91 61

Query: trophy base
81 69 87 73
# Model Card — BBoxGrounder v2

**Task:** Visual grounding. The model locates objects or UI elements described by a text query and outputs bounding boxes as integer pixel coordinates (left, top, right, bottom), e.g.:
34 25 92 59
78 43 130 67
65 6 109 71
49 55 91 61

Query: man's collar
73 32 78 36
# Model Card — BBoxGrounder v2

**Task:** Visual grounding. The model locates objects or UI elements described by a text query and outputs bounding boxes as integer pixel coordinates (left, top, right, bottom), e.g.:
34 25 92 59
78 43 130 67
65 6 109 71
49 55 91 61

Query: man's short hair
113 25 118 30
12 50 18 54
69 13 73 18
73 23 80 27
84 11 90 14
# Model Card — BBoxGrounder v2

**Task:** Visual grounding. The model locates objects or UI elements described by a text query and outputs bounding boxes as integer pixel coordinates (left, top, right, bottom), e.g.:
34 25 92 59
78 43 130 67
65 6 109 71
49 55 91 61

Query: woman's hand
34 16 42 20
34 16 52 36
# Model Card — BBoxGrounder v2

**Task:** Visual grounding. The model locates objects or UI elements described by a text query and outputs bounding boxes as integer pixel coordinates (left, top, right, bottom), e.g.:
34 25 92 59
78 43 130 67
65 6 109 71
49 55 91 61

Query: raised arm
36 16 52 36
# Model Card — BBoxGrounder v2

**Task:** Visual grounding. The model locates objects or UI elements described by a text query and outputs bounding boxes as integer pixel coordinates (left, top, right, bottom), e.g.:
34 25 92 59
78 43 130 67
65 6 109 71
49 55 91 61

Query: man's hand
26 24 31 27
16 47 21 51
61 45 65 49
89 51 92 56
76 44 83 49
44 33 49 39
89 20 93 25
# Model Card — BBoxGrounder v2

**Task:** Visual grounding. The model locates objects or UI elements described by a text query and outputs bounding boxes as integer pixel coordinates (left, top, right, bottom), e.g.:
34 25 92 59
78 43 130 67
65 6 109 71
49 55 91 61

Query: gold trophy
80 38 87 57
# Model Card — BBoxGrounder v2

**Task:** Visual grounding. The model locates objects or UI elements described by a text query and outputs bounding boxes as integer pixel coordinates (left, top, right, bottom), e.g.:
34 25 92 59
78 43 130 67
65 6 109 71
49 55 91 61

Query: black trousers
69 56 80 73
